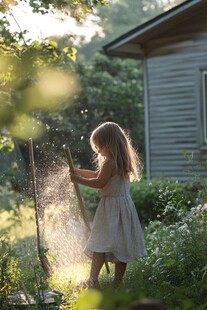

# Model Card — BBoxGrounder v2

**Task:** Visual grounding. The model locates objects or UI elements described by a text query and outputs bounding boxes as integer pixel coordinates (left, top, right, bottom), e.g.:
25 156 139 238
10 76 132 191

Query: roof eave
104 43 143 59
103 0 203 59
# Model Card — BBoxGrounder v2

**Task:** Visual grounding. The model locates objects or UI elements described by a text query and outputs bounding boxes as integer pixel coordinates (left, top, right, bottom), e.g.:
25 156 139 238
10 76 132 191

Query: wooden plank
151 145 198 150
149 89 195 97
151 169 204 177
148 52 207 69
150 112 196 120
150 103 195 112
151 162 202 171
150 126 195 137
149 124 197 131
150 143 198 150
149 115 197 122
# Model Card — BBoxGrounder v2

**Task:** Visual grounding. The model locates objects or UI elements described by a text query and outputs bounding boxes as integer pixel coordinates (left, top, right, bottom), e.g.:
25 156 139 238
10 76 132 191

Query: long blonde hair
90 122 143 181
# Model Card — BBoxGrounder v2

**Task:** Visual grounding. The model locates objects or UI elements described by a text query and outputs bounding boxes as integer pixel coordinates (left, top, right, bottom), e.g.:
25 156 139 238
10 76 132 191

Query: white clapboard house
103 0 207 181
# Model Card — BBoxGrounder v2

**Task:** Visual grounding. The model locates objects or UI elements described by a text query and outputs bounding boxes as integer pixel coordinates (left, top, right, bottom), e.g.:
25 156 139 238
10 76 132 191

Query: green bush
125 206 207 309
80 185 99 221
81 178 198 223
130 178 198 223
0 234 21 309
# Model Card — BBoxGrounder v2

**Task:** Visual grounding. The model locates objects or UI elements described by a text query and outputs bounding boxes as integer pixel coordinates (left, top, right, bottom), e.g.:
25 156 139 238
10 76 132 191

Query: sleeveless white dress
84 174 146 263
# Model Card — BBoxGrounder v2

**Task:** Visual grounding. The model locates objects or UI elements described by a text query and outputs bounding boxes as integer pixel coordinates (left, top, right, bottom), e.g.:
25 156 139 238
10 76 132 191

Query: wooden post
64 146 110 274
64 147 91 232
28 138 52 278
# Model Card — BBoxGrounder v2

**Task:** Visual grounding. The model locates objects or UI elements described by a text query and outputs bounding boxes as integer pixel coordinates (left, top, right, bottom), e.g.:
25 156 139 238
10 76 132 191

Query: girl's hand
69 160 114 188
73 167 78 174
70 167 80 176
69 172 78 183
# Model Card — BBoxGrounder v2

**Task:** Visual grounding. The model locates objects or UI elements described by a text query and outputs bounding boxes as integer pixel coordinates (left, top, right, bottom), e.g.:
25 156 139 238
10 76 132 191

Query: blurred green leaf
77 289 102 310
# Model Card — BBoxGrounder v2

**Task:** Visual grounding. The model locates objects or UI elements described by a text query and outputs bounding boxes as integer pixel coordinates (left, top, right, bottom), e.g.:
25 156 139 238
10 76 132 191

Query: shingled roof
103 0 206 59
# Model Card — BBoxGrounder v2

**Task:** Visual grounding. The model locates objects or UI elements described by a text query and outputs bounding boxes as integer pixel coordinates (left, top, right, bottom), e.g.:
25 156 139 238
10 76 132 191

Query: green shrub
80 185 99 221
0 183 24 216
0 234 21 309
125 206 207 309
131 178 198 223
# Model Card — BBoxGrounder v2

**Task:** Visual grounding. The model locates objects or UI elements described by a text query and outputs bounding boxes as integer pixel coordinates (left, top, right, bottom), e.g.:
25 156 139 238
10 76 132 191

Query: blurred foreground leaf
77 289 103 310
0 40 80 139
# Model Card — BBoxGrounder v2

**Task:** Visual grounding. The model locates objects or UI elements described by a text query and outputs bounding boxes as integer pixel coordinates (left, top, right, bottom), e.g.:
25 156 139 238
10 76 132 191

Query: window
202 71 207 144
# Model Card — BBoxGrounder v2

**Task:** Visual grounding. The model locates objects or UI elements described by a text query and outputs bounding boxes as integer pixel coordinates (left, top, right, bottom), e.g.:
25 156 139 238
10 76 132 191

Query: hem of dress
84 249 147 263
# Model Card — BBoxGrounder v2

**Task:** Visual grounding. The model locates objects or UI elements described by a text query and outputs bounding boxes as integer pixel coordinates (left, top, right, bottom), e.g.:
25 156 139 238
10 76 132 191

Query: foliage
0 0 108 149
76 289 103 310
0 134 16 185
0 39 79 140
0 183 26 216
0 134 30 216
73 287 146 310
125 206 207 309
0 0 108 21
130 178 198 223
80 185 99 220
0 233 21 309
0 211 56 309
0 134 14 152
0 238 58 309
77 0 185 60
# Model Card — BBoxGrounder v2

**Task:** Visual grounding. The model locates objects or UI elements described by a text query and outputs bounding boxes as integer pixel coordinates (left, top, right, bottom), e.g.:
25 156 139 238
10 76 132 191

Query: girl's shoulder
105 158 117 177
104 157 115 168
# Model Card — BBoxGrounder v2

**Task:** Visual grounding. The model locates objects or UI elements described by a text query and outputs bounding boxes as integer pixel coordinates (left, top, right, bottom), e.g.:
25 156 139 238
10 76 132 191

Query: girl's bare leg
114 262 127 287
89 252 105 281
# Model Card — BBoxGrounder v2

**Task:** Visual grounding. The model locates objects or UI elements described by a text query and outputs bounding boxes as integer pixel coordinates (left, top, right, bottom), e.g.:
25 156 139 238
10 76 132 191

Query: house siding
145 14 207 181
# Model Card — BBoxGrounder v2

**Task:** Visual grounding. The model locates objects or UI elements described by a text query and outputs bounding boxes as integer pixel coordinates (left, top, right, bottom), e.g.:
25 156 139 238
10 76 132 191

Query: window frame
202 70 207 144
196 67 207 149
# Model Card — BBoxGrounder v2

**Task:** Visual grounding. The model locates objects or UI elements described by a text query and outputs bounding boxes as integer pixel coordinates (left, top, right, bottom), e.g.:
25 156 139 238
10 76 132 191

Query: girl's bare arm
70 160 114 189
73 168 99 178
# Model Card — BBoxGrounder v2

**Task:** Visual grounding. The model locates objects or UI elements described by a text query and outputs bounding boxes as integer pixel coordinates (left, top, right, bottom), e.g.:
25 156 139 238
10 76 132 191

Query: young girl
69 121 146 288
